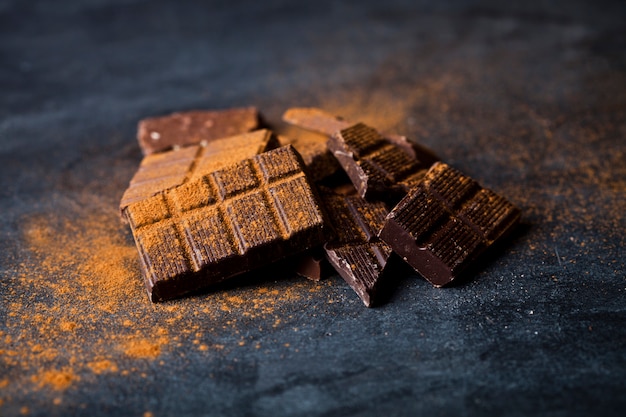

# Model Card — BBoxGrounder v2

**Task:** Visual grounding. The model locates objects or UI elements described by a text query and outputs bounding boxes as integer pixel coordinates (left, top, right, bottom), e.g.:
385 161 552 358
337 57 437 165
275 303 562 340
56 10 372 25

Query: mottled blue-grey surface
1 1 625 416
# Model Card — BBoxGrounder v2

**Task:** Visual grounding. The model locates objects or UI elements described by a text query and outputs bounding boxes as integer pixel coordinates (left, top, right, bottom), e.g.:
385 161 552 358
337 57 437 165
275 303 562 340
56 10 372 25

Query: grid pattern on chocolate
125 146 325 286
344 195 388 241
381 162 520 282
331 123 432 196
321 188 394 307
121 146 201 208
321 190 387 244
120 130 277 212
337 123 385 157
328 242 392 289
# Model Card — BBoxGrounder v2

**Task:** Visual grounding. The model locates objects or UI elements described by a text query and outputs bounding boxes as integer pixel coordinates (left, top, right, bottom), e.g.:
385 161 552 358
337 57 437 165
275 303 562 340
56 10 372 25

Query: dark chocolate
320 186 395 307
328 123 438 200
120 129 279 215
294 250 329 282
378 162 521 287
123 145 326 301
282 107 439 165
278 131 341 182
137 107 259 155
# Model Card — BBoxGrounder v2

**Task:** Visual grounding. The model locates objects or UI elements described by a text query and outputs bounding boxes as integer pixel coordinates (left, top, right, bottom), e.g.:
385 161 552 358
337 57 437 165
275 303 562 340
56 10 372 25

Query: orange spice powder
2 199 330 406
31 368 79 391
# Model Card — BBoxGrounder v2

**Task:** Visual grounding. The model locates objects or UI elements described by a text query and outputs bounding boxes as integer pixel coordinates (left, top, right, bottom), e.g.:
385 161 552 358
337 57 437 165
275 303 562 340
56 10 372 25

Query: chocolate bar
379 162 520 287
123 145 326 301
320 186 395 307
120 129 279 214
137 107 259 155
282 107 439 164
329 123 438 200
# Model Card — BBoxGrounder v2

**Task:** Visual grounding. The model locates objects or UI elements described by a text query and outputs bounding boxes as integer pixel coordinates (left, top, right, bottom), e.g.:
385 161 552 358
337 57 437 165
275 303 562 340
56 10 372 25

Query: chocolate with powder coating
123 145 326 301
137 107 259 155
120 129 279 216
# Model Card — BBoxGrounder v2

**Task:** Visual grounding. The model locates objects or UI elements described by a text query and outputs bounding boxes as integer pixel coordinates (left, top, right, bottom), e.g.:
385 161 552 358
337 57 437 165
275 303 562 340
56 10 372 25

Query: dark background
1 1 625 416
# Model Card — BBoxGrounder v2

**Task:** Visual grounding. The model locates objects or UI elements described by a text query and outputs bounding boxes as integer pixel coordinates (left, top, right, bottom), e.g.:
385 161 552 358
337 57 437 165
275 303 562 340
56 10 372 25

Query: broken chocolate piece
137 107 259 155
320 186 395 307
123 145 327 301
282 107 439 164
120 129 279 215
282 107 350 136
379 162 521 287
294 250 329 282
278 131 341 182
328 123 437 200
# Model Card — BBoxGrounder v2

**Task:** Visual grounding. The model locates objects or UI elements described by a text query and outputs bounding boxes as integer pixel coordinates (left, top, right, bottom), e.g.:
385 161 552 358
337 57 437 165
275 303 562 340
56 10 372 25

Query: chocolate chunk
328 123 438 200
282 107 350 136
294 250 329 282
123 145 327 301
137 107 259 155
278 131 341 182
120 129 279 216
282 107 439 164
379 162 521 287
320 186 395 307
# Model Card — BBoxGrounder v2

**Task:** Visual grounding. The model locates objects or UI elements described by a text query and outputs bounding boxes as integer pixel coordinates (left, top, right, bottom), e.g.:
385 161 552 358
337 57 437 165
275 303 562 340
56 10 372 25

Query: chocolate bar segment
320 186 395 307
120 129 279 215
282 107 439 165
282 107 350 136
328 123 437 200
379 162 520 287
278 131 341 182
124 145 326 301
137 107 259 155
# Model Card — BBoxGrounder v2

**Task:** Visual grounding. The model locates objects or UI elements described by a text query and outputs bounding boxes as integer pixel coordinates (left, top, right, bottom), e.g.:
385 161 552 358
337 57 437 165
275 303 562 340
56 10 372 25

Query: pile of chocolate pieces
120 107 520 306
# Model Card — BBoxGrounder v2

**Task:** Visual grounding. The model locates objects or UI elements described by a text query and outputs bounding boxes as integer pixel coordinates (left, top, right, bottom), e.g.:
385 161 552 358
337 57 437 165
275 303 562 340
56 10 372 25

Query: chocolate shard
320 186 396 307
120 129 279 216
328 123 438 200
123 145 327 302
282 107 439 164
137 107 259 155
379 162 521 287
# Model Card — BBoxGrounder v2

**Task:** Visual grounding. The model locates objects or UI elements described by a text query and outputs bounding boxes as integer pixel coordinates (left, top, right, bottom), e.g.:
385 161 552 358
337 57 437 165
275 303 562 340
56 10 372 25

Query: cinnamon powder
2 199 329 408
31 369 78 391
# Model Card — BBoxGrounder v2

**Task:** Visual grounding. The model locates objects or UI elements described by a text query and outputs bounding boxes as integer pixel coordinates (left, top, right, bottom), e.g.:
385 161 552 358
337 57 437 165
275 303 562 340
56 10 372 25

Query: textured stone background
1 1 624 416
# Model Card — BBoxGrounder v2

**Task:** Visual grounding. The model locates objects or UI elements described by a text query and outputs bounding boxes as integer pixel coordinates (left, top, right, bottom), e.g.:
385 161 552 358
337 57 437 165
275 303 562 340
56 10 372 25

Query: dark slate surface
1 1 625 416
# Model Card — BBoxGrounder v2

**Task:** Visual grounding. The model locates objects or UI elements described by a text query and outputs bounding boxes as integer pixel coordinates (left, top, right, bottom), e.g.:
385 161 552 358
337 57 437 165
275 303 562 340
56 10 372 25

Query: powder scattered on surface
87 360 119 375
121 338 165 359
31 369 78 391
2 199 333 409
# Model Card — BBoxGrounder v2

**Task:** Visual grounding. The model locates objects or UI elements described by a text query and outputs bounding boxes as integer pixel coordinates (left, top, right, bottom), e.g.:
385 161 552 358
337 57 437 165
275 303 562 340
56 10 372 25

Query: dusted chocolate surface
119 129 279 213
1 1 625 417
277 131 340 182
124 145 326 301
137 107 259 155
